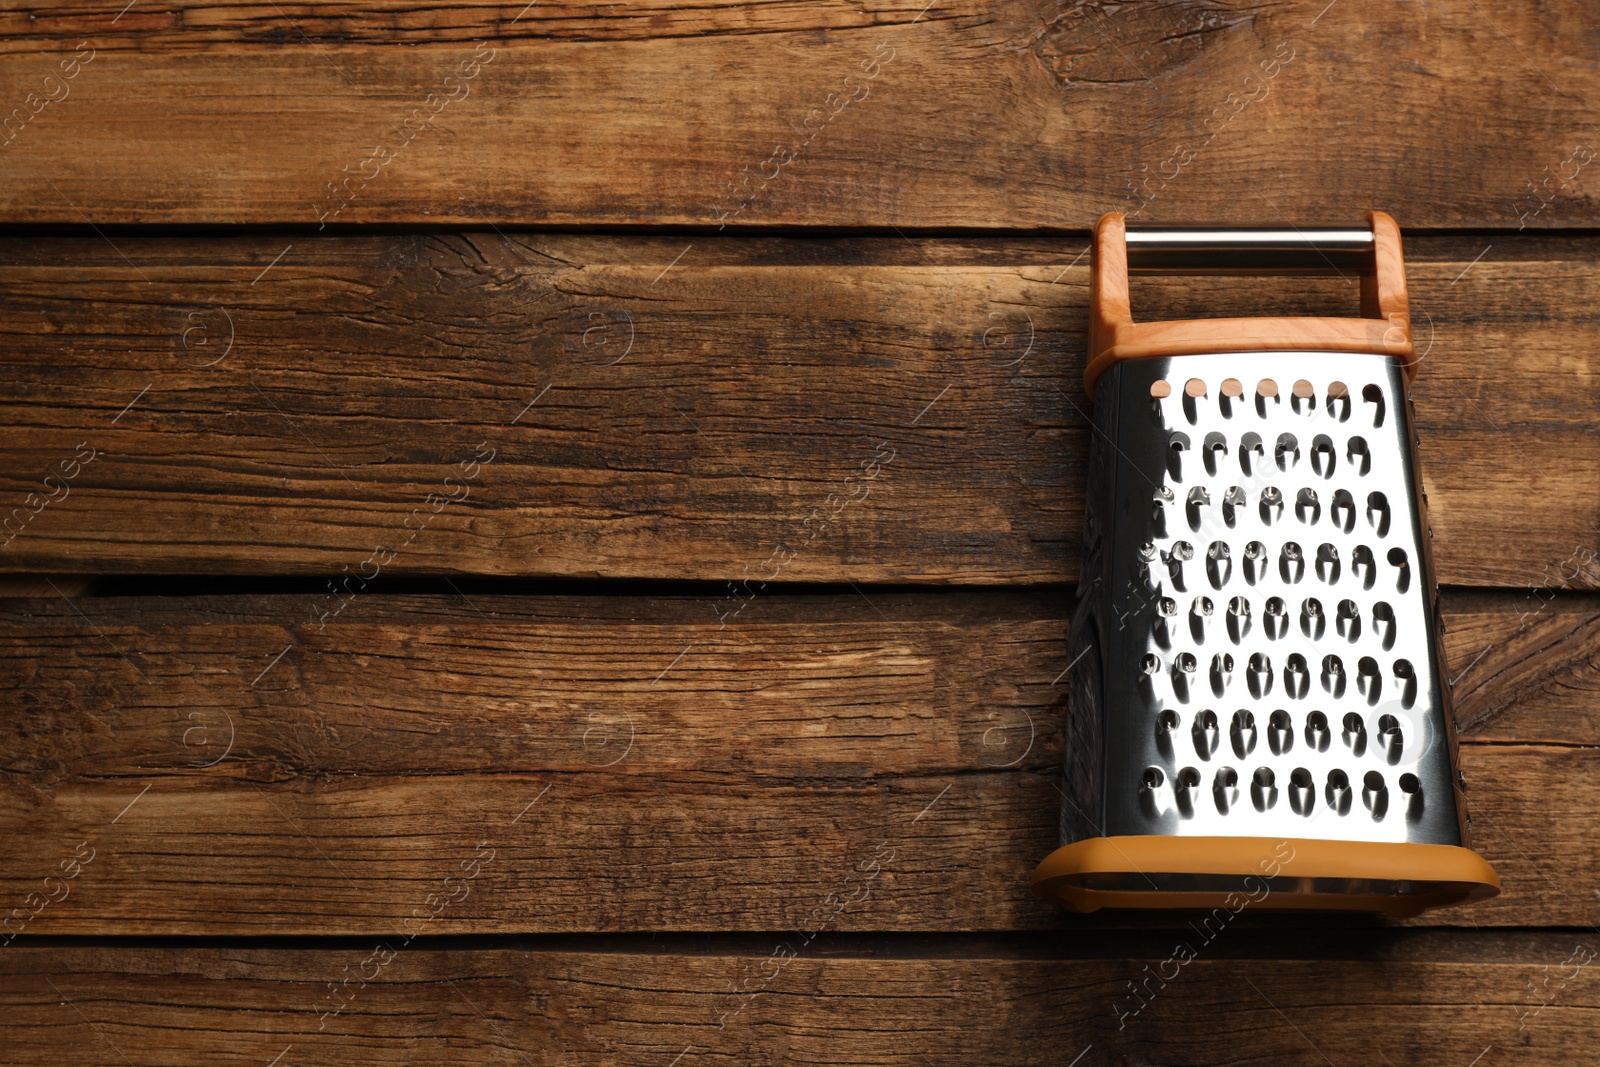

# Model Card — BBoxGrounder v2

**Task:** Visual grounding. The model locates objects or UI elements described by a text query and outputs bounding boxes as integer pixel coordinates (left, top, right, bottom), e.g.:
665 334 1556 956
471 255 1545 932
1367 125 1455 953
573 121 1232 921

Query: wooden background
2 1 1598 1063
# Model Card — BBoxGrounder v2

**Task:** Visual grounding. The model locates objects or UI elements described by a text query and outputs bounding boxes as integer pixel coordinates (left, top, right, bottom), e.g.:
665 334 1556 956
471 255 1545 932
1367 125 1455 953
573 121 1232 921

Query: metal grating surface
1091 351 1466 846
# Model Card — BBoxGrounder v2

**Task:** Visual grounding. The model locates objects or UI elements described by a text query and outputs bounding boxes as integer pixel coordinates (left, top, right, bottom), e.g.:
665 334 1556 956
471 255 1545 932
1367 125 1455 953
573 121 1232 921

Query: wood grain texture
1 3 1598 226
2 938 1596 1065
1 591 1597 933
1 235 1596 585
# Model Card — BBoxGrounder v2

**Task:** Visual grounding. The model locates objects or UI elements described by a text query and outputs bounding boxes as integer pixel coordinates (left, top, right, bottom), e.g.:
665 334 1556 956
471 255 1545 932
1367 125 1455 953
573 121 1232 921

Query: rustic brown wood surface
0 2 1596 228
4 1 1597 1061
1 236 1595 586
2 592 1595 935
2 936 1595 1065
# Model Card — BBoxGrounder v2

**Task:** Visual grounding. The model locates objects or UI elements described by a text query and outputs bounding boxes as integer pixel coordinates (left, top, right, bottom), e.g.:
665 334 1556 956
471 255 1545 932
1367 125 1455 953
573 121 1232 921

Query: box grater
1032 212 1499 915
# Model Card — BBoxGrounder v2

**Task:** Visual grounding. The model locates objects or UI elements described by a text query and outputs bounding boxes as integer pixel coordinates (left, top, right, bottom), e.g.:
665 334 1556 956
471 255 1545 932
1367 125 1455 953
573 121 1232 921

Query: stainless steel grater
1033 212 1499 915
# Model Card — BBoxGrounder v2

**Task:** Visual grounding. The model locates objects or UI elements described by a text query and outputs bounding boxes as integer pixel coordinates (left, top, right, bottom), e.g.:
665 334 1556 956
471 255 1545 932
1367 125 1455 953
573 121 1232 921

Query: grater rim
1033 835 1499 915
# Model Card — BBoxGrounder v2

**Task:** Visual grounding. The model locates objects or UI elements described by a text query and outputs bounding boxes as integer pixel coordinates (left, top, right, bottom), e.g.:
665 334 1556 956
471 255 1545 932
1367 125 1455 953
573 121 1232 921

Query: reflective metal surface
1124 228 1374 273
1064 352 1468 849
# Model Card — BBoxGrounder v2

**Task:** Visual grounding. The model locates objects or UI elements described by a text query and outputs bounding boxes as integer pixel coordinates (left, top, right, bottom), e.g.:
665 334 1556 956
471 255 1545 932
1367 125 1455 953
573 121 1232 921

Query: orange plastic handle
1085 210 1415 397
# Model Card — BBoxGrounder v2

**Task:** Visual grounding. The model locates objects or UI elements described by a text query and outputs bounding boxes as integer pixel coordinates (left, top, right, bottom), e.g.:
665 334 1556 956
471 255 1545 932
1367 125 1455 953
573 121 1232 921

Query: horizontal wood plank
2 937 1596 1065
1 3 1597 227
1 235 1596 585
1 591 1597 933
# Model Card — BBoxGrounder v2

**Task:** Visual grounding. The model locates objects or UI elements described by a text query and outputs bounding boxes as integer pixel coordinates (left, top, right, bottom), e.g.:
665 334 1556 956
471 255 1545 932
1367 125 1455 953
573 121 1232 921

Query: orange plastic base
1032 836 1500 917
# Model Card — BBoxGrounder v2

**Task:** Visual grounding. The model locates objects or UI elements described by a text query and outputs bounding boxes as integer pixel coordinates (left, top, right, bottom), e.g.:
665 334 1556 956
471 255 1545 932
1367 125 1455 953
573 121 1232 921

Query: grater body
1067 352 1468 853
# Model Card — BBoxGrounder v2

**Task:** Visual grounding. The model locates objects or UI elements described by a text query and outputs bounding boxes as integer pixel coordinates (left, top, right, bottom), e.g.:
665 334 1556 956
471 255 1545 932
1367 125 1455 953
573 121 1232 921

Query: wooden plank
1 3 1597 227
0 576 94 596
1446 592 1600 743
2 591 1597 933
1 937 1596 1064
1 235 1596 585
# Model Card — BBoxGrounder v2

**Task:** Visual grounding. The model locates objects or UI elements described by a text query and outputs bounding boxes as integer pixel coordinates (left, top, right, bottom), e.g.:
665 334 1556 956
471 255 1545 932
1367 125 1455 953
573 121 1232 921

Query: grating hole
1326 385 1351 422
1347 435 1371 474
1210 653 1233 696
1331 489 1356 532
1203 432 1228 475
1299 598 1324 641
1186 378 1208 397
1394 658 1418 709
1377 713 1404 763
1251 766 1277 811
1366 491 1391 536
1231 709 1257 758
1289 767 1315 815
1244 541 1269 585
1357 656 1381 704
1141 653 1161 676
1222 378 1244 397
1151 380 1172 399
1388 547 1410 592
1372 600 1396 649
1311 434 1336 477
1142 766 1166 789
1336 599 1360 641
1353 544 1377 589
1178 766 1201 789
1326 768 1351 813
1362 383 1387 427
1238 432 1264 476
1363 770 1389 820
1306 710 1331 751
1399 772 1421 794
1284 654 1308 700
1186 486 1211 530
1262 594 1286 637
1170 432 1190 452
1280 541 1304 584
1258 379 1279 398
1316 542 1340 584
1261 486 1284 523
1290 380 1314 414
1269 710 1293 754
1222 485 1247 527
1296 487 1320 524
1342 711 1366 754
1193 710 1220 758
1226 595 1251 642
1214 765 1239 811
1275 433 1300 470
